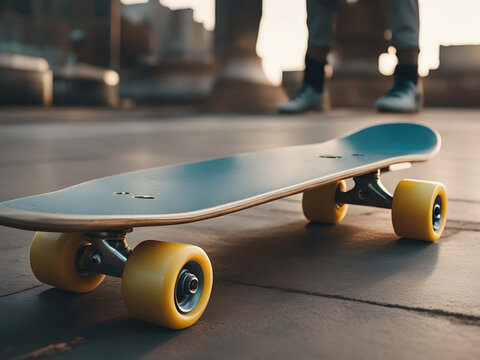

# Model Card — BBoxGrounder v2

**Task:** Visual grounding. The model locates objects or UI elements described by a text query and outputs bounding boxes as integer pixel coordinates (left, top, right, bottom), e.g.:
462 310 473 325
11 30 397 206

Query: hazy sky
124 0 480 85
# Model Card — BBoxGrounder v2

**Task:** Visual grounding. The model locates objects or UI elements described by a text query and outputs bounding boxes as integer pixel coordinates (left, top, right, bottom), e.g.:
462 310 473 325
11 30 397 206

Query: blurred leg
397 49 419 66
375 0 421 112
279 0 338 113
389 0 419 55
307 0 338 57
307 46 330 63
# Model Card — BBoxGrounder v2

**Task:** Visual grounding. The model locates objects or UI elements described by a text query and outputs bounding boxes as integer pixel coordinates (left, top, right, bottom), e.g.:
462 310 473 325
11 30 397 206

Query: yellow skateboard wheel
30 232 105 292
392 179 447 241
122 241 213 329
302 180 348 224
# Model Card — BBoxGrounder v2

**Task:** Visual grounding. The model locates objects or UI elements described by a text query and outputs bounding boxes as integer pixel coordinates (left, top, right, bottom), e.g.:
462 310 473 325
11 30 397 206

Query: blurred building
0 0 287 110
424 45 480 107
205 0 287 112
0 0 120 106
0 0 64 105
119 0 215 104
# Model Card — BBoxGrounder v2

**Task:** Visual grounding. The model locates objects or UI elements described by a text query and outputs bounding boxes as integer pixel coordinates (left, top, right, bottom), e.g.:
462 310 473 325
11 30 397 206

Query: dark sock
304 56 326 93
394 64 418 85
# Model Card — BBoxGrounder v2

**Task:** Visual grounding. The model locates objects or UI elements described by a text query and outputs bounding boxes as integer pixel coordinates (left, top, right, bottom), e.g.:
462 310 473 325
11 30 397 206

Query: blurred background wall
0 0 120 106
0 0 478 109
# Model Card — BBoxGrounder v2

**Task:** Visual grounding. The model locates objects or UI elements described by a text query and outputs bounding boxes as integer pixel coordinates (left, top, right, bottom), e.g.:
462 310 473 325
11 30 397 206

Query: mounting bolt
358 189 369 200
91 253 102 265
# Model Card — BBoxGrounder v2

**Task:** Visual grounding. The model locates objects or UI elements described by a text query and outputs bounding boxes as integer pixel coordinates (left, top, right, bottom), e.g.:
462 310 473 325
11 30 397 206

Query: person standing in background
279 0 421 113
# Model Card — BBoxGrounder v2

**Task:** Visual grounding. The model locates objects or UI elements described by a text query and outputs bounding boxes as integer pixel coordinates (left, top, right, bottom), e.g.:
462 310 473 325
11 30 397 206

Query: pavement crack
0 285 43 298
220 278 480 327
16 337 86 360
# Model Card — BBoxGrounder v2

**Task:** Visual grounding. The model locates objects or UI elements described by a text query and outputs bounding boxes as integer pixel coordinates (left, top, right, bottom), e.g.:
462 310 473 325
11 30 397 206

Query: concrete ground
0 107 479 359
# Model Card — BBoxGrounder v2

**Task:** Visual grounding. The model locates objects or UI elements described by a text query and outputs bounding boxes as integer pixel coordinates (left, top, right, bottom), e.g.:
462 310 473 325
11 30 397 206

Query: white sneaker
375 81 422 113
278 84 324 114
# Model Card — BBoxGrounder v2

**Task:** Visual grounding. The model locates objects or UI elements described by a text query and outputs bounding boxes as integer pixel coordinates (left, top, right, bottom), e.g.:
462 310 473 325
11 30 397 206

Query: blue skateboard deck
0 123 440 232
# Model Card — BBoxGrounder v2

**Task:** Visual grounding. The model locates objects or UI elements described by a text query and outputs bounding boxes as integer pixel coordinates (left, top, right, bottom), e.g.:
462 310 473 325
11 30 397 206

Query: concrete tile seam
445 221 480 232
449 198 480 204
0 285 43 298
218 278 480 327
430 228 461 240
0 156 101 169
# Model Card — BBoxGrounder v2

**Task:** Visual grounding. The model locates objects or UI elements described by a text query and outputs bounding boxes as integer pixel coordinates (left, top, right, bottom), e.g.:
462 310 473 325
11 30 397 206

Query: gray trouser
307 0 419 50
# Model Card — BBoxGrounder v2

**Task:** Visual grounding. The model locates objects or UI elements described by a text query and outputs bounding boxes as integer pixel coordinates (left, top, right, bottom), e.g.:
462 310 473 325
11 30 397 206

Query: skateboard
0 122 447 329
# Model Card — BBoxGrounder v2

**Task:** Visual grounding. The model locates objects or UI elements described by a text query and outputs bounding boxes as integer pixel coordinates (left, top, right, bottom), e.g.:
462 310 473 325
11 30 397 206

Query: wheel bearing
432 195 442 231
175 261 204 313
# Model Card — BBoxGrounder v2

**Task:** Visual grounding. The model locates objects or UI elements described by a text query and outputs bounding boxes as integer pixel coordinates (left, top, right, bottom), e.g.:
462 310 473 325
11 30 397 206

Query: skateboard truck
76 229 203 303
335 170 393 209
77 230 132 278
